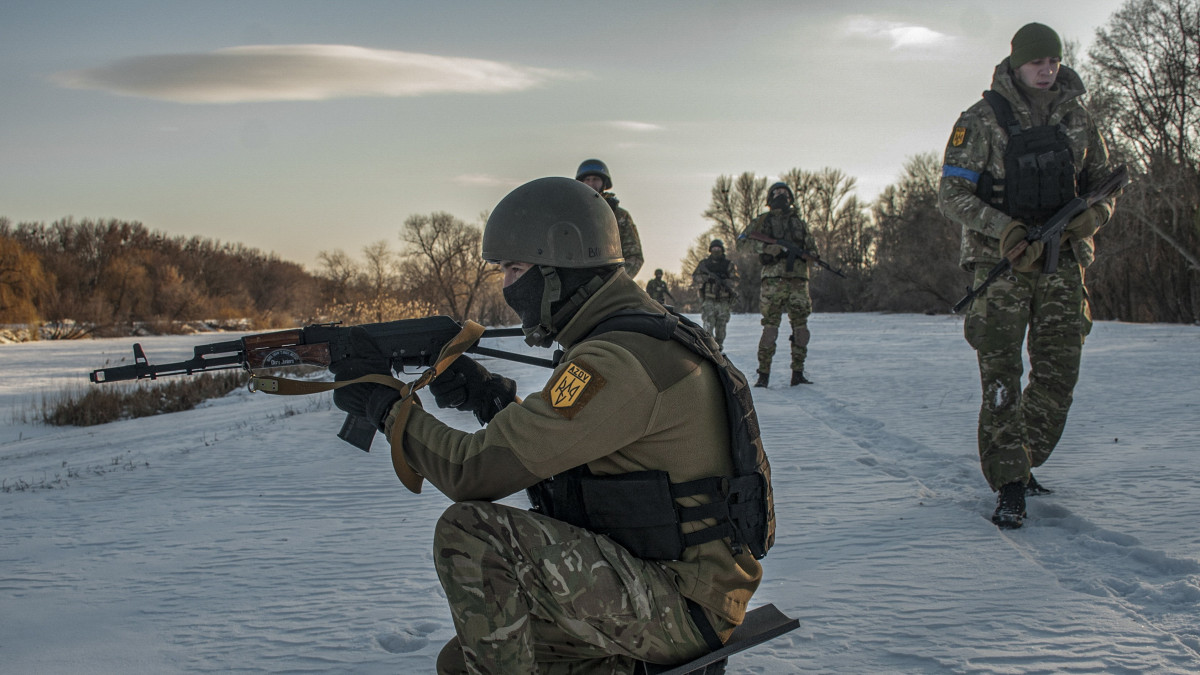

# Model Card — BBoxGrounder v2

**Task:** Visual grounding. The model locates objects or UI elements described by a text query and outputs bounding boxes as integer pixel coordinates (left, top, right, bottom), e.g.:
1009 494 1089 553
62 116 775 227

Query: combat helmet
709 239 725 251
575 158 613 191
484 177 624 347
767 181 794 206
483 177 623 268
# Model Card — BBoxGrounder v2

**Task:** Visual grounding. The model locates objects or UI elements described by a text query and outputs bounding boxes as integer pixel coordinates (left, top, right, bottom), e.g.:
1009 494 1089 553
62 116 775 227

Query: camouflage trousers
757 277 812 374
700 297 733 349
963 260 1093 491
433 501 711 674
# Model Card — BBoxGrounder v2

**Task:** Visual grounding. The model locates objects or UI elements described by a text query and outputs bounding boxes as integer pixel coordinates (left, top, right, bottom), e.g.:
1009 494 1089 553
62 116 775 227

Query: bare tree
399 212 500 322
870 153 963 312
1084 0 1200 321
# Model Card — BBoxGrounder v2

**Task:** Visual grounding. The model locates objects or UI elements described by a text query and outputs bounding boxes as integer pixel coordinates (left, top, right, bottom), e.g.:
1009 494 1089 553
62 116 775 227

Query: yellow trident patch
543 360 605 418
952 126 967 147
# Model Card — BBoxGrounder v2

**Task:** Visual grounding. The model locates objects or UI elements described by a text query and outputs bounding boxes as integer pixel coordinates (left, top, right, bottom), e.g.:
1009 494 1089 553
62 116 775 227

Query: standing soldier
328 177 773 673
691 239 738 350
741 182 817 387
576 158 644 277
939 23 1117 529
646 268 674 306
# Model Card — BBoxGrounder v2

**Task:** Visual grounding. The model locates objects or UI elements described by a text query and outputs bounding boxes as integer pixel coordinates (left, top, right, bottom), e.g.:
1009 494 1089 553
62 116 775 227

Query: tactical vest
699 257 734 300
526 310 775 561
976 90 1080 223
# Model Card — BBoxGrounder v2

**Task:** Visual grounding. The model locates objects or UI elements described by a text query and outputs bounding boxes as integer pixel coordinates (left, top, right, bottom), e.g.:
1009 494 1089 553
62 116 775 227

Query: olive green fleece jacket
395 270 763 626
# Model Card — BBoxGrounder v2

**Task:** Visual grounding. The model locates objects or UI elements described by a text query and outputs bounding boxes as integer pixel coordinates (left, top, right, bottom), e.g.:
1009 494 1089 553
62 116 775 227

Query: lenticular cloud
53 44 569 103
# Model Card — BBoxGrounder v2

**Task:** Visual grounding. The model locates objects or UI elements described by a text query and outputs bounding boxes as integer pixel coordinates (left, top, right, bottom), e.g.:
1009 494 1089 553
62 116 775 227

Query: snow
1 313 1198 673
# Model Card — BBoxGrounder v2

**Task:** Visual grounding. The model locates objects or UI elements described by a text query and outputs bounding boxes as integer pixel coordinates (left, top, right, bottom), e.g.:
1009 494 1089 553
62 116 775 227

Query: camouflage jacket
604 192 644 278
691 254 739 301
939 60 1115 269
743 208 816 280
399 271 762 625
645 278 671 304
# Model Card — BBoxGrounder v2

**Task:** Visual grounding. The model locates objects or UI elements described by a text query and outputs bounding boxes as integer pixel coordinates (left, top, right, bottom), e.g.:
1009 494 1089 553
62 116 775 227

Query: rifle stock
952 165 1129 314
88 316 553 451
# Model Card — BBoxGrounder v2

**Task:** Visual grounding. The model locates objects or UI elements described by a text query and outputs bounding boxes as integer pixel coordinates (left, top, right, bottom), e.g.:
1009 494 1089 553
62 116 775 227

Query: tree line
0 212 516 337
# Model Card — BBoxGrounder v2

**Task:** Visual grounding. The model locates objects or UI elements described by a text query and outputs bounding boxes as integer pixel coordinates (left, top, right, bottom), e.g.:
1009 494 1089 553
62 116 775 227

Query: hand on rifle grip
999 221 1045 273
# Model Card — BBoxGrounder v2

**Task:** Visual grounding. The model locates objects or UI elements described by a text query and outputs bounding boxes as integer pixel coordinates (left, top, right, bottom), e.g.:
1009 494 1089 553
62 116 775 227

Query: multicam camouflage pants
433 501 711 675
700 297 733 349
963 260 1093 491
757 277 812 374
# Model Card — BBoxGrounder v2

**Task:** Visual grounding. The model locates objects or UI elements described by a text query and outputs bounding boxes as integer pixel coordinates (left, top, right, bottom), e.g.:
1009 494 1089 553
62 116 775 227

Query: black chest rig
977 90 1080 223
526 310 775 561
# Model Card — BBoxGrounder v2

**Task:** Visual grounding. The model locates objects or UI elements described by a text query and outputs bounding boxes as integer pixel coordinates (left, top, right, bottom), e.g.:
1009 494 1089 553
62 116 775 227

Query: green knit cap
1010 23 1062 68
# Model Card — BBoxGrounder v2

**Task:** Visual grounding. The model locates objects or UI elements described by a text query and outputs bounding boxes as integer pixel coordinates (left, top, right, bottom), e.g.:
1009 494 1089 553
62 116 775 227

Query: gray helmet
482 176 624 268
709 239 725 251
575 158 612 191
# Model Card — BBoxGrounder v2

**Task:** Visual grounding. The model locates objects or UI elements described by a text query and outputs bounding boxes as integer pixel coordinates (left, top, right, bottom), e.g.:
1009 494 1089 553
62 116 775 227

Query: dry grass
43 371 251 426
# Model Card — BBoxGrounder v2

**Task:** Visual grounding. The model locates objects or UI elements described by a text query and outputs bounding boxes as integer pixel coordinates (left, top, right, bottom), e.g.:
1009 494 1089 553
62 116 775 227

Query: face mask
768 193 791 210
503 265 548 329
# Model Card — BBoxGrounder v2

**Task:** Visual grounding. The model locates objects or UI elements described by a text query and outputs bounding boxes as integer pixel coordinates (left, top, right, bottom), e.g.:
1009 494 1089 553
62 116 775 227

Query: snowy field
2 313 1198 674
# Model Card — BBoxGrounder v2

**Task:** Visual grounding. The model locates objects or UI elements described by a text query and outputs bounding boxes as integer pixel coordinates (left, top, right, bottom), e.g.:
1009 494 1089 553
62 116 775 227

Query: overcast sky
0 0 1128 280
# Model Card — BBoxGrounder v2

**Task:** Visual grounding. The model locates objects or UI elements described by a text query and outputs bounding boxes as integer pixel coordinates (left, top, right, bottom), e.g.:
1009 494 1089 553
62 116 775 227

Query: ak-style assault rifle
88 316 555 451
739 231 847 278
952 165 1130 314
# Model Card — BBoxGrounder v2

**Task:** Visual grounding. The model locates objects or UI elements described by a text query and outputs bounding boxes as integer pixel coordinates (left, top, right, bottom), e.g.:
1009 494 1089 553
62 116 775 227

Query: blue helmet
575 158 612 191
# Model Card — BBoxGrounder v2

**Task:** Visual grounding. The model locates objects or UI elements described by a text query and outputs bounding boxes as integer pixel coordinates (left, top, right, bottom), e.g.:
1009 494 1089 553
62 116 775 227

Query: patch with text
541 360 606 419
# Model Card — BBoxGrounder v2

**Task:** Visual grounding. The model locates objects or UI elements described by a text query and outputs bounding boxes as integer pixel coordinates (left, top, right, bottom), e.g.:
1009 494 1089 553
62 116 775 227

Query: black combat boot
992 481 1026 529
1025 473 1053 496
790 370 812 386
754 371 769 388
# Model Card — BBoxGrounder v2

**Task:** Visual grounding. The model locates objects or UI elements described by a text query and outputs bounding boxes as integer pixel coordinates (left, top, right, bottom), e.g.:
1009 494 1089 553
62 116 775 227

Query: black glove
329 327 402 431
759 252 777 265
428 356 517 425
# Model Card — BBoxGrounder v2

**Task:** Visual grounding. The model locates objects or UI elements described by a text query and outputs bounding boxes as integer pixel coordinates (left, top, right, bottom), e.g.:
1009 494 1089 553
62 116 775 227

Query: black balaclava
503 265 617 347
768 191 792 211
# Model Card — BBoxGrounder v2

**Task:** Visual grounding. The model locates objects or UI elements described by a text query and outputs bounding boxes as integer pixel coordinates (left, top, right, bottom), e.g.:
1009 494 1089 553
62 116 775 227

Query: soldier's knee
433 502 493 563
759 325 779 349
436 636 468 675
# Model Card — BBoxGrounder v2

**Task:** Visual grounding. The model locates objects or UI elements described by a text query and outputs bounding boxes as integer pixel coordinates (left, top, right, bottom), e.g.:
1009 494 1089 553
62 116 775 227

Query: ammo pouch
977 90 1079 222
528 466 769 561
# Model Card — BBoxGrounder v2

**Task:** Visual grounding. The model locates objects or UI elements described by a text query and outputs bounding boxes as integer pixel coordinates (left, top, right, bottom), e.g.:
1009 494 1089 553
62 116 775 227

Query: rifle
952 165 1130 314
739 231 847 278
88 316 555 451
697 271 736 293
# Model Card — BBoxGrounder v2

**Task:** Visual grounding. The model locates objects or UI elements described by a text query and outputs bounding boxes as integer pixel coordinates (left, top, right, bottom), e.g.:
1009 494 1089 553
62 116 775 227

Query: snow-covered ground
2 313 1197 673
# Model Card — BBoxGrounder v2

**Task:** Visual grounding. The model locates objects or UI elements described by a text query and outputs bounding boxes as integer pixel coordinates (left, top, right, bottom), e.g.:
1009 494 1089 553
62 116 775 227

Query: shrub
43 370 251 426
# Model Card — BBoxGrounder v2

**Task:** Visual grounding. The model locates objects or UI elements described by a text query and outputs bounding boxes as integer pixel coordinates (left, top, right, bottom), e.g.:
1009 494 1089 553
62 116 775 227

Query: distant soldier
741 182 816 387
576 158 644 277
691 240 738 350
939 23 1117 529
646 268 674 306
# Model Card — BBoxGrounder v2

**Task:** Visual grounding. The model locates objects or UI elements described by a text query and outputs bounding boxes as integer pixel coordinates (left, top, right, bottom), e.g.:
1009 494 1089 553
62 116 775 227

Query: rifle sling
249 320 487 493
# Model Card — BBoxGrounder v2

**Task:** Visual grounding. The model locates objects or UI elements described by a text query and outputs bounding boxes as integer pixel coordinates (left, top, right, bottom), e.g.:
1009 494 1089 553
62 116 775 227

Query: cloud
52 44 575 103
606 120 664 132
452 173 519 188
844 17 956 51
